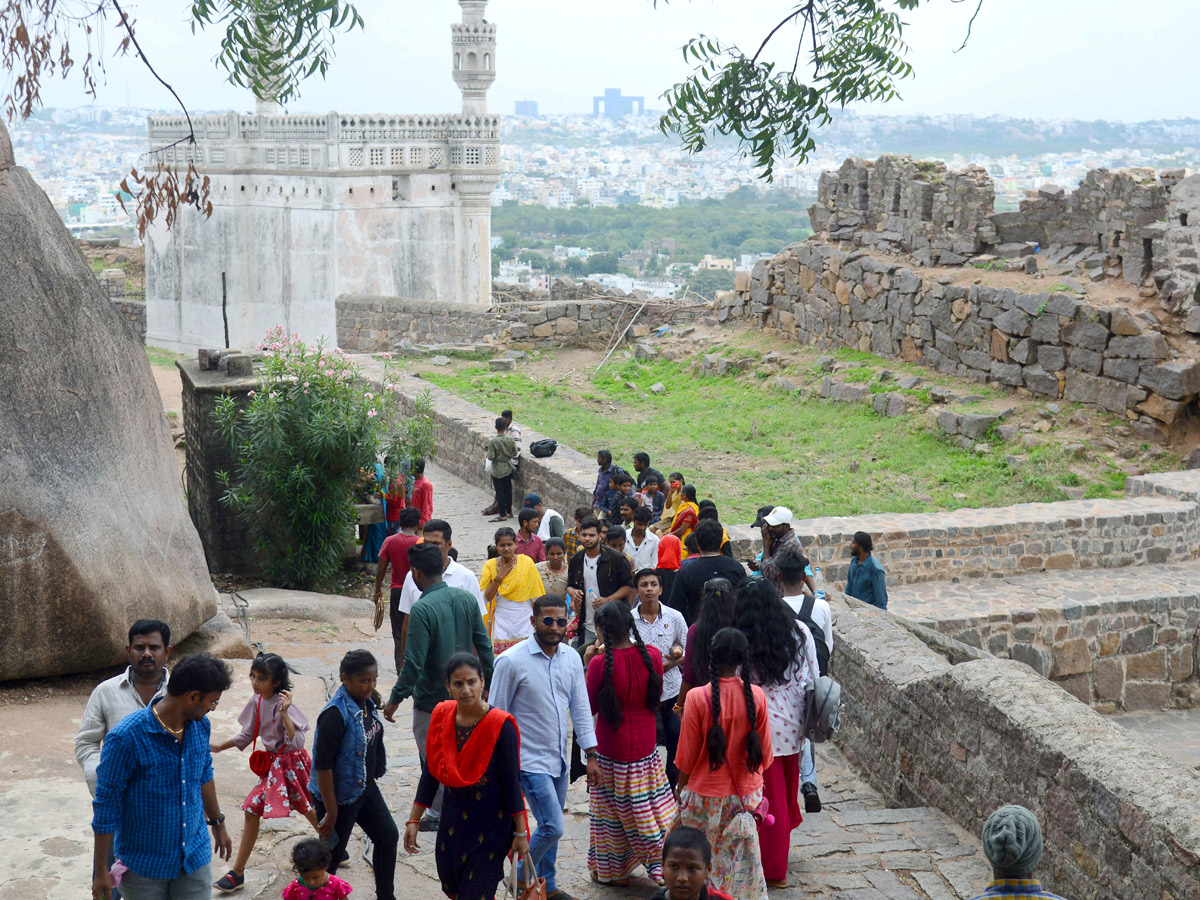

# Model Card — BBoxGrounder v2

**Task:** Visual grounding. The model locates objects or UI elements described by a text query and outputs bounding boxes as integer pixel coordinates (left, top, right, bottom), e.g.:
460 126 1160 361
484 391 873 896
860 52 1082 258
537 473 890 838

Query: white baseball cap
764 506 794 526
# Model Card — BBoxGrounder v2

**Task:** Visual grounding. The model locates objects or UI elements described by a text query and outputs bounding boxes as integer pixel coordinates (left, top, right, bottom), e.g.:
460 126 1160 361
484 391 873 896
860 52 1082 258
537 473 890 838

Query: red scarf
426 700 518 788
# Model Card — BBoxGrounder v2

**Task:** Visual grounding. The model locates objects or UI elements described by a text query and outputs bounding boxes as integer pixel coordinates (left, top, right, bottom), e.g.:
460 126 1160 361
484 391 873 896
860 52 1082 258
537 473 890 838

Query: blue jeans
801 740 818 788
520 770 568 892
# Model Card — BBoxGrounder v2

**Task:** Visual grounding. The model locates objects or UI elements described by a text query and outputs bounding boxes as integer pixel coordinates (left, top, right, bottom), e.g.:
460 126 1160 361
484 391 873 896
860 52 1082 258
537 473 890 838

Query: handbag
708 690 774 827
248 696 274 777
505 851 547 900
485 457 494 476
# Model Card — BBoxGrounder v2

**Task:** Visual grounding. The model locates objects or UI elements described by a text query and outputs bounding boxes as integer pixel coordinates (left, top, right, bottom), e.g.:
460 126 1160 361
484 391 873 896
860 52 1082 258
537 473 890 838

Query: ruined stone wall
111 298 147 343
720 240 1199 440
831 595 1200 900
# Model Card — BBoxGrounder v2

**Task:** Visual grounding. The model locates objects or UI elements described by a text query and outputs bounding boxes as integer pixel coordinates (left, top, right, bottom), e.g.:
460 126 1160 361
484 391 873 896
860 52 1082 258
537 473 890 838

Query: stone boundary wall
830 593 1200 900
719 240 1200 441
337 293 680 354
111 298 146 343
790 497 1200 586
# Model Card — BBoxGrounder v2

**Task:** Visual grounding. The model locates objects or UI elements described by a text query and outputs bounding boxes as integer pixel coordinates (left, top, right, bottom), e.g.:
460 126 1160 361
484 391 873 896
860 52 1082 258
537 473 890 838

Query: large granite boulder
0 120 216 680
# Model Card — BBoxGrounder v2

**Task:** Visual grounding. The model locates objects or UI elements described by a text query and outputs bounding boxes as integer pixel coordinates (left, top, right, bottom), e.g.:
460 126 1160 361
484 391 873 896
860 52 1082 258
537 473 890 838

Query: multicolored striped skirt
588 750 677 884
676 786 768 900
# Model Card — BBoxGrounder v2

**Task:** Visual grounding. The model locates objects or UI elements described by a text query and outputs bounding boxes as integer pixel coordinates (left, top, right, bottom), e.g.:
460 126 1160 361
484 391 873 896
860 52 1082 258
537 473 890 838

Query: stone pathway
1113 707 1200 769
1 459 991 900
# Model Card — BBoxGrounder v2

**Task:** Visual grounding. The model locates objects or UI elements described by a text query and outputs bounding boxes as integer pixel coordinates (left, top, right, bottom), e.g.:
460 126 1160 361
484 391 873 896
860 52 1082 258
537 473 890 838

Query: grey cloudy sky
29 0 1200 121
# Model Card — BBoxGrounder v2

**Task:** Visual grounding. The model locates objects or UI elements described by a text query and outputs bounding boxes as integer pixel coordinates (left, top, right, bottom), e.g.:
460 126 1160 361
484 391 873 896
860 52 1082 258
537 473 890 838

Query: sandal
214 871 244 893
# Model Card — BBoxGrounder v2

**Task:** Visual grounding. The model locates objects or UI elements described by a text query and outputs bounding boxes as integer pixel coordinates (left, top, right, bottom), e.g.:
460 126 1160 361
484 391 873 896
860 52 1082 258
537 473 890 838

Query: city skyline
18 0 1199 123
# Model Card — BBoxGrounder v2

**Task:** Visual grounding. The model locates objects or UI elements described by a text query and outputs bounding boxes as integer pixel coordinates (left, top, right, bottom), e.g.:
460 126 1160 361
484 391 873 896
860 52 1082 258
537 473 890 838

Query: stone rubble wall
337 288 688 354
831 593 1200 900
792 497 1200 587
719 240 1200 442
111 298 147 344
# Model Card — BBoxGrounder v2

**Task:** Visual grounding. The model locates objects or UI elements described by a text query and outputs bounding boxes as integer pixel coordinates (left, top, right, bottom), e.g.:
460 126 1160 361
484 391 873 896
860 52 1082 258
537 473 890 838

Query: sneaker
802 783 822 813
214 871 244 893
418 815 441 832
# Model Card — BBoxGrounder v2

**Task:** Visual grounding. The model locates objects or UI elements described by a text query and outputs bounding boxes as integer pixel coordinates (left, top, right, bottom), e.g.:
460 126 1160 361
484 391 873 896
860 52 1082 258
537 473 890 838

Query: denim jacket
308 686 385 805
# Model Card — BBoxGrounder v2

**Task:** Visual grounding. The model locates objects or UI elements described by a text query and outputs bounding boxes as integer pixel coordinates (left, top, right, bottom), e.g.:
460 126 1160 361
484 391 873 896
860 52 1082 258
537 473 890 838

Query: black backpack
530 439 557 458
796 595 830 677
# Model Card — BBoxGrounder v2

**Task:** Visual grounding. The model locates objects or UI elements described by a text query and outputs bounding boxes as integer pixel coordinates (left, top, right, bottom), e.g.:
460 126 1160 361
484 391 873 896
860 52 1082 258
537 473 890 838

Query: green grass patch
419 356 1121 520
146 346 185 369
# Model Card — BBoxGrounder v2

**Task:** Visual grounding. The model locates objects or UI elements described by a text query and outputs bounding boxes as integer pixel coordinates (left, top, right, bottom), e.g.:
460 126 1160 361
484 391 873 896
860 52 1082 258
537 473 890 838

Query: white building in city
144 1 500 353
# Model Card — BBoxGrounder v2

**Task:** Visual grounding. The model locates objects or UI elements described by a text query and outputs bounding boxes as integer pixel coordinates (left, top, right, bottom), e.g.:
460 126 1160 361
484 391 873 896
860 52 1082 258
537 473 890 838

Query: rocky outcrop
0 121 216 680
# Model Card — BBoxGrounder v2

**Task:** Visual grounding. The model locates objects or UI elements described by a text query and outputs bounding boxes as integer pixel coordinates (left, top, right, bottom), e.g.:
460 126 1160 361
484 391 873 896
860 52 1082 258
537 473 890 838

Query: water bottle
813 566 826 602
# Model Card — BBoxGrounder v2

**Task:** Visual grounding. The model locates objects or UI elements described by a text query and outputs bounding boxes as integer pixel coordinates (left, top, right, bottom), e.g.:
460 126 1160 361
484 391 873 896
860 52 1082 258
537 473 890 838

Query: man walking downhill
384 543 495 833
77 620 173 900
489 595 601 900
91 654 234 900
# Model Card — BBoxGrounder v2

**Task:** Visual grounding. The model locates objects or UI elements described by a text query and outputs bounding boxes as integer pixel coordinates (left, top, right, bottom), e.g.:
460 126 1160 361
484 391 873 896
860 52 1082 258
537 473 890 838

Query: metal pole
221 272 229 349
594 297 651 375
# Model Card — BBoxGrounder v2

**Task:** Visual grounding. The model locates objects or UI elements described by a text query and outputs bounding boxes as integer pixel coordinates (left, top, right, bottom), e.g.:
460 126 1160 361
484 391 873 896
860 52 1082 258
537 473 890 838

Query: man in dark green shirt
382 543 494 831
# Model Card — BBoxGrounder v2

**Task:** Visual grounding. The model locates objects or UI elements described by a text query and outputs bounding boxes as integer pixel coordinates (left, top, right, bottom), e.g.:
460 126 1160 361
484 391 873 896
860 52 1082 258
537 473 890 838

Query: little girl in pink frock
282 839 352 900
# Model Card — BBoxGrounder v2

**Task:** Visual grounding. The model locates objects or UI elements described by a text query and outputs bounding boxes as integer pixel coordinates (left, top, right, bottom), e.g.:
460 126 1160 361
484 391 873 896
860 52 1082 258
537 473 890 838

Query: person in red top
675 626 772 900
409 459 433 526
374 508 423 674
584 601 675 886
515 508 546 563
383 475 406 536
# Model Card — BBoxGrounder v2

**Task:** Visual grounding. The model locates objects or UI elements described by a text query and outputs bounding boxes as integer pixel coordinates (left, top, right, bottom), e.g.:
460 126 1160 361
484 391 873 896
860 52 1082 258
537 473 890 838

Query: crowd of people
79 441 1065 900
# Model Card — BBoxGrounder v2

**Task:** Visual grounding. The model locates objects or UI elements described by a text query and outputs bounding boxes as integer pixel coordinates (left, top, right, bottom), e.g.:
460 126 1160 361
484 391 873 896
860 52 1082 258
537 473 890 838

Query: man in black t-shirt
665 519 747 625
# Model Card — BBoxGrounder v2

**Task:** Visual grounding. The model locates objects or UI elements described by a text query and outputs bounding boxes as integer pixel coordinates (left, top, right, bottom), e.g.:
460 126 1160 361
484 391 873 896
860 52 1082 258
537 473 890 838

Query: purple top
231 693 308 754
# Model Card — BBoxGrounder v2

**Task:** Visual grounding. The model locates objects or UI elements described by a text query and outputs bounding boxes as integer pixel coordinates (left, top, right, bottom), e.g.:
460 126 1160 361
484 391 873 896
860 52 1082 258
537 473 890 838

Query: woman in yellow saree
480 526 545 654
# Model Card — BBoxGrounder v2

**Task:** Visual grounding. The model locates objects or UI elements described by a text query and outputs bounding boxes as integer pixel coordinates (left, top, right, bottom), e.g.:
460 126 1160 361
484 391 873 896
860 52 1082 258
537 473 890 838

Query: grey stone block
1102 357 1141 385
1061 320 1110 351
1037 345 1066 372
1064 371 1129 414
993 308 1030 336
1069 347 1103 375
1139 361 1200 400
936 410 961 435
989 361 1024 386
1023 366 1060 397
1031 314 1060 343
959 413 999 440
832 382 869 403
1107 333 1169 359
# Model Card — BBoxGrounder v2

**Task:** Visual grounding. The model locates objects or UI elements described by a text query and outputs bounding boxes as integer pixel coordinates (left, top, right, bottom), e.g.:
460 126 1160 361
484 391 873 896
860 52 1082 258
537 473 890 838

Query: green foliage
189 0 365 104
213 327 434 589
145 346 185 369
657 0 922 180
679 268 736 300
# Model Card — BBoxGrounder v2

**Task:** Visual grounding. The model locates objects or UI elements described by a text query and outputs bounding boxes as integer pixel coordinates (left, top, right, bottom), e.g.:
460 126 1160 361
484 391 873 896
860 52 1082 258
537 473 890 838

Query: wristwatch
207 813 226 827
585 749 598 760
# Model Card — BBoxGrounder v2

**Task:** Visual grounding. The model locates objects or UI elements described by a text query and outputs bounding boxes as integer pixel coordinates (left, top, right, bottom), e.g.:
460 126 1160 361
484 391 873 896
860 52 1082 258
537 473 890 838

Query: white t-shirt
582 552 600 633
397 559 487 617
783 592 834 654
536 508 564 542
627 530 660 573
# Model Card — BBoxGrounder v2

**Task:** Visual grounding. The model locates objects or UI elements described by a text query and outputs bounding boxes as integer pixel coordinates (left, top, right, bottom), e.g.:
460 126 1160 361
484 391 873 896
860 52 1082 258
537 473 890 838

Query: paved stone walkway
2 460 991 900
892 558 1200 626
1113 707 1200 769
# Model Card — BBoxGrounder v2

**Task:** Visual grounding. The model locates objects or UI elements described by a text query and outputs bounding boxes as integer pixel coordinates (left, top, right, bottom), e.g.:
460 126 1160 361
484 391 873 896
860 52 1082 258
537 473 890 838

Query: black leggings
316 782 398 900
659 695 681 788
492 474 513 516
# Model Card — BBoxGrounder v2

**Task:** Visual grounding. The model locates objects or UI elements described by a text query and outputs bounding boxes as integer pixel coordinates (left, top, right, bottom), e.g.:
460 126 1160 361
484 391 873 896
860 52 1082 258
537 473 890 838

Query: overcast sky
26 0 1200 122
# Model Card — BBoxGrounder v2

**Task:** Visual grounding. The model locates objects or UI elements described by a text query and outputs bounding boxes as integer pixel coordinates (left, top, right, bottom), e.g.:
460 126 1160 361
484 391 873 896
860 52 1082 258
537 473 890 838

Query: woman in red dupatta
403 653 528 900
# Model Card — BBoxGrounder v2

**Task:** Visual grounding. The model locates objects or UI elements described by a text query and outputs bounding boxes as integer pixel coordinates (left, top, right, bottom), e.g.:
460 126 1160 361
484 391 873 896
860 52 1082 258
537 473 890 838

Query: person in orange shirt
409 459 433 526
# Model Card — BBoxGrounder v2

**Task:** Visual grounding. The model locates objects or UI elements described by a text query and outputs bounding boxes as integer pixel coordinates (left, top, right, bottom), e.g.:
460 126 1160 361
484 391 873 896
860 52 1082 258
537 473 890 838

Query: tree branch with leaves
656 0 984 181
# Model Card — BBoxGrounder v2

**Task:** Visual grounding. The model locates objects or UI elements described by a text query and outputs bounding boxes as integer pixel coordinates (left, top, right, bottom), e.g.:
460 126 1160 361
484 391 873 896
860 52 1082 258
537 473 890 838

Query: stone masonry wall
719 239 1200 441
111 298 146 344
337 293 677 354
178 359 259 575
831 594 1200 900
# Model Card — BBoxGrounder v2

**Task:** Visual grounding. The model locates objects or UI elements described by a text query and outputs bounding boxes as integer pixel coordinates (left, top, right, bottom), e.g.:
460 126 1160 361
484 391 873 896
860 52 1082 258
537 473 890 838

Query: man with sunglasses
489 595 600 900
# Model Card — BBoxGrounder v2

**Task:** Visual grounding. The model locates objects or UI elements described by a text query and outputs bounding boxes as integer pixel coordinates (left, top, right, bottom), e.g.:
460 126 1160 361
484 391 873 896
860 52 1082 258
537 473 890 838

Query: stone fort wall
718 240 1200 441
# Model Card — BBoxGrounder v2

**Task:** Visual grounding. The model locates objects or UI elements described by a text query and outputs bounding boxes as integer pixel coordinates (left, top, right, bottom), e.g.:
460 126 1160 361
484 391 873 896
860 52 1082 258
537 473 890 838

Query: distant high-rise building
593 88 644 119
515 100 539 117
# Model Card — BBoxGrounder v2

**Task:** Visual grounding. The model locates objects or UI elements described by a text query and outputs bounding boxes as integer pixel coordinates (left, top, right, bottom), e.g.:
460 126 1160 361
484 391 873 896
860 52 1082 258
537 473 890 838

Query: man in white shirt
76 619 172 900
395 519 487 669
626 507 660 572
776 546 832 815
630 569 686 788
524 493 565 542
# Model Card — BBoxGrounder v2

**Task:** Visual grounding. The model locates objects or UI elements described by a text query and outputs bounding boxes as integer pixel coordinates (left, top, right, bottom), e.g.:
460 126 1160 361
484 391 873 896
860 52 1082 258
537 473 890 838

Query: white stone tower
143 4 501 353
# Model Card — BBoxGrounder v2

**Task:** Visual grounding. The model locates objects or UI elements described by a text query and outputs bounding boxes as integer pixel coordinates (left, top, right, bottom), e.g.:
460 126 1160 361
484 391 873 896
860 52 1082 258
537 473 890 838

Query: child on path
651 827 735 900
211 654 318 892
281 839 352 900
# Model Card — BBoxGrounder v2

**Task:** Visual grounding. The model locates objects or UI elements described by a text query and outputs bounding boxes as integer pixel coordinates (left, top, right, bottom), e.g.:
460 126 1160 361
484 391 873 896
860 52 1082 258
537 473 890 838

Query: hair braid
598 624 622 731
630 622 663 713
705 649 727 771
741 668 764 773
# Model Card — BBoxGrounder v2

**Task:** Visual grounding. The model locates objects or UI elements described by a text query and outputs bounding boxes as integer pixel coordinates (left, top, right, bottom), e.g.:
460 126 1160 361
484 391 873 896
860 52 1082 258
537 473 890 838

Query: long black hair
594 601 662 731
735 579 804 688
691 577 737 680
250 652 292 693
705 627 764 774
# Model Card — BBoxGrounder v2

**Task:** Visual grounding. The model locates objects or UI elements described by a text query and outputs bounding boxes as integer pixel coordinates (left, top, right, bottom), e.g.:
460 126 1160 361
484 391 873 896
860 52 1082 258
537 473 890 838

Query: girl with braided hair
674 627 773 900
584 600 676 885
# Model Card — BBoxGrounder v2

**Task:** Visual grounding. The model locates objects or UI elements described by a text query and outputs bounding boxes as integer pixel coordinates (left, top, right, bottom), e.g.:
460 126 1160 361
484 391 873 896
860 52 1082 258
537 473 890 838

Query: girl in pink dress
211 653 319 892
282 839 352 900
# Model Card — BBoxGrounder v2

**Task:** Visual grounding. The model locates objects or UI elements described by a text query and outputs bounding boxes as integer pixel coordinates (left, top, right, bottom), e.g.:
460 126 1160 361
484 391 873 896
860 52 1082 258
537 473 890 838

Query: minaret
451 0 496 116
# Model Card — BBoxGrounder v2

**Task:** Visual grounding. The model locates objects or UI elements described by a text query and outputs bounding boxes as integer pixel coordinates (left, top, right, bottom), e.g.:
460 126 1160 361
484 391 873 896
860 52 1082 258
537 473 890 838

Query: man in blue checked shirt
91 654 234 900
